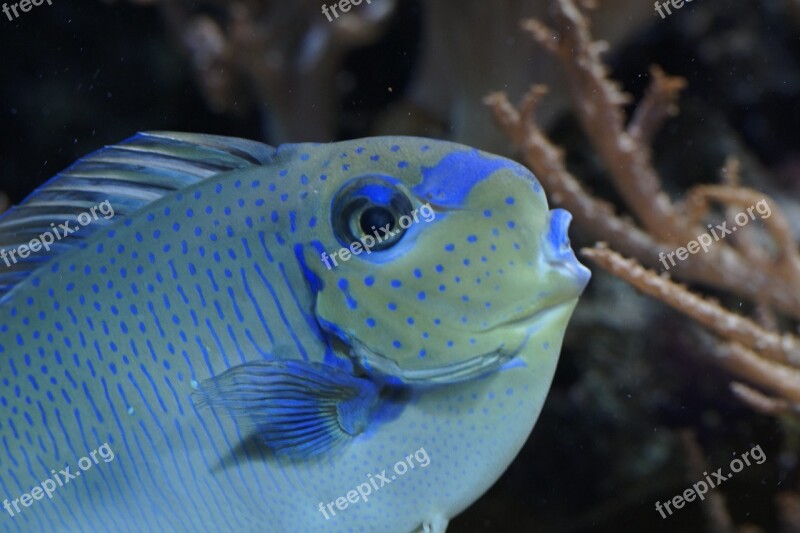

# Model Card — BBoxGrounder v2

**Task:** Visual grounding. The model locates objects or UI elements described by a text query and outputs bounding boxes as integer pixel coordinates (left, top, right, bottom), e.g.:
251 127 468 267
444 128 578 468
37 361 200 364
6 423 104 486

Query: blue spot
505 196 515 205
365 318 376 328
444 244 455 252
391 279 402 288
364 276 375 287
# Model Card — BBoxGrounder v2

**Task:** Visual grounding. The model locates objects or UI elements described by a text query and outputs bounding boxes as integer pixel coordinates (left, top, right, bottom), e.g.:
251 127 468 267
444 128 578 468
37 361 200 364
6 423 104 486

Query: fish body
0 132 590 532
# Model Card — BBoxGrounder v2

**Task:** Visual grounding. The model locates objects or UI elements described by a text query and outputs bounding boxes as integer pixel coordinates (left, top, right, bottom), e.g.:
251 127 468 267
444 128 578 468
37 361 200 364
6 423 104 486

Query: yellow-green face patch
306 138 590 379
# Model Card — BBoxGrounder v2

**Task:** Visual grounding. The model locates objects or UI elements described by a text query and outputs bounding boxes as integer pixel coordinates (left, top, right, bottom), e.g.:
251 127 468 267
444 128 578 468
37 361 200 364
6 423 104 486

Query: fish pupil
360 206 395 234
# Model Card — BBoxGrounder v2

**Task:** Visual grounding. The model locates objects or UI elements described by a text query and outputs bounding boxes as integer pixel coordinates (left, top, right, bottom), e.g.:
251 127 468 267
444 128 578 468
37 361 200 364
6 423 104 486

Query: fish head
302 137 590 382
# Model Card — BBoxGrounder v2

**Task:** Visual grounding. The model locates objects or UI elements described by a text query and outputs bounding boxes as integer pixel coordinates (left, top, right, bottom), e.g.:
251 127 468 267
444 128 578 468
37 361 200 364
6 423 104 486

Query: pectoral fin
192 360 381 459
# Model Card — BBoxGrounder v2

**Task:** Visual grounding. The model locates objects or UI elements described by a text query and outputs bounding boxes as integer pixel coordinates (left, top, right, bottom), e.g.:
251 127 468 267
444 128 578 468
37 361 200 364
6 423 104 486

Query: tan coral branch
521 5 683 242
627 66 687 145
488 0 800 322
581 244 800 369
730 383 800 416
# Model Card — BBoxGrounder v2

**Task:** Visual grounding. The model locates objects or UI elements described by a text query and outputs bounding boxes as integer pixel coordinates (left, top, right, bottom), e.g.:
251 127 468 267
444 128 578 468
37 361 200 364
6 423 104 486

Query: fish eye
332 177 414 251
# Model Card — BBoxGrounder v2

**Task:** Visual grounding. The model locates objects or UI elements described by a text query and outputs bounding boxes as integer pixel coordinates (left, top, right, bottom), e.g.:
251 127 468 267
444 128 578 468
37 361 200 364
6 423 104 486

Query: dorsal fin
0 131 276 300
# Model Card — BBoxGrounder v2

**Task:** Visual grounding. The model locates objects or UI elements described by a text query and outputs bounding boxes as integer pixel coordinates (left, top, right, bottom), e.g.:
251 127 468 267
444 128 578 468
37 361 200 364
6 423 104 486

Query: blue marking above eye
357 184 395 203
413 149 533 207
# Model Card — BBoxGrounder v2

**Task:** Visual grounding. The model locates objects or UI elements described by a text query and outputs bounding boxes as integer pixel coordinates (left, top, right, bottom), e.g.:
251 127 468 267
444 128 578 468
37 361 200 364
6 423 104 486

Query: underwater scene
1 0 798 532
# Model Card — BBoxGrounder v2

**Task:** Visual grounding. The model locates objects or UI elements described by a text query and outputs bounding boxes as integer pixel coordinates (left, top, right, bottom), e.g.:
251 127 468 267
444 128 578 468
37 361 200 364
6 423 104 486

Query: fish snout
542 209 591 290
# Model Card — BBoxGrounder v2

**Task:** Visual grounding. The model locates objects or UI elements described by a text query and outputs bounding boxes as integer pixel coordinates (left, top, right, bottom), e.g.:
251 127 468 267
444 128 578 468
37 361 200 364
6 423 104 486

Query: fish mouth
496 299 572 329
351 300 576 385
350 338 519 386
542 209 591 290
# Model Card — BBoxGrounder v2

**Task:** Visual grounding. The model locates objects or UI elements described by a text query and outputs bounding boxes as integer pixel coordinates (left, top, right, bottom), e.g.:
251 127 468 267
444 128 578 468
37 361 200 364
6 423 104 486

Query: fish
0 131 590 532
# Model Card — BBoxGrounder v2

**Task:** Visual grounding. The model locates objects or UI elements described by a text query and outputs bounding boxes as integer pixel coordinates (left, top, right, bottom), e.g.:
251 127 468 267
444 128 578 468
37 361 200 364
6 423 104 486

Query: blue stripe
240 268 275 346
204 319 231 371
253 263 308 361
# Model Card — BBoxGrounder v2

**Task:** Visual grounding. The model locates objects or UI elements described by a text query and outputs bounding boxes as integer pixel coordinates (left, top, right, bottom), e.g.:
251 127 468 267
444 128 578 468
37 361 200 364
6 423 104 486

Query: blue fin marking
192 360 381 458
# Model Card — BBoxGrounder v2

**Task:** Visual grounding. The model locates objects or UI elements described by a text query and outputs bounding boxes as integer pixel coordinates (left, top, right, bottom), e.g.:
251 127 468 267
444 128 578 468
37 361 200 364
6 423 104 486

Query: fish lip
490 294 582 332
496 299 570 328
542 209 591 290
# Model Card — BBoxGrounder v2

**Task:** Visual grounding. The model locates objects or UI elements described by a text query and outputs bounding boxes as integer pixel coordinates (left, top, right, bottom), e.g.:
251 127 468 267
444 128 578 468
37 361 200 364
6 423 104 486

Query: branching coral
485 0 800 415
122 0 398 141
119 0 654 149
395 0 652 153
